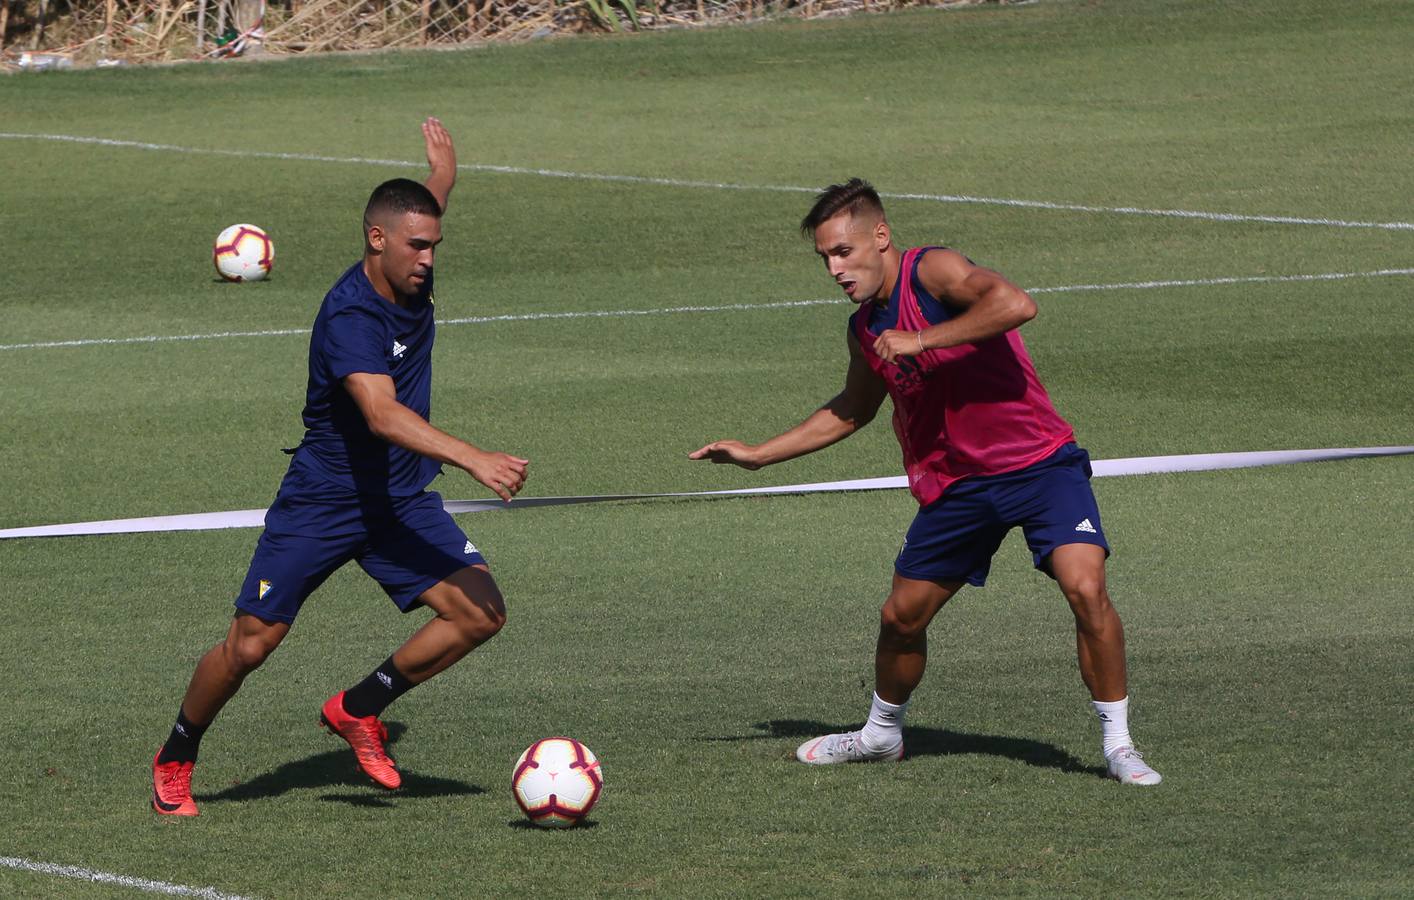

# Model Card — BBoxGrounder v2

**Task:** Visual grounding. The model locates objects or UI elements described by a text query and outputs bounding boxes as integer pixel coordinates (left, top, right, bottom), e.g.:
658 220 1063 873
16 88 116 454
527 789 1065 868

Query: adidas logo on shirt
392 340 408 358
1075 518 1097 534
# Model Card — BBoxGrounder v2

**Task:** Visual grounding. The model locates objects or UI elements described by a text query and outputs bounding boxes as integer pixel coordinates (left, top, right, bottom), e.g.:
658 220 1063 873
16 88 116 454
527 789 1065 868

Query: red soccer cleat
152 751 199 816
320 691 401 790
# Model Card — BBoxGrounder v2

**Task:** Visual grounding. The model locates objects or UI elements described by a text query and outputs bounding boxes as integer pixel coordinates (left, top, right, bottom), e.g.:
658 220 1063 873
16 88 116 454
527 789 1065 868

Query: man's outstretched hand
467 450 530 502
689 440 763 470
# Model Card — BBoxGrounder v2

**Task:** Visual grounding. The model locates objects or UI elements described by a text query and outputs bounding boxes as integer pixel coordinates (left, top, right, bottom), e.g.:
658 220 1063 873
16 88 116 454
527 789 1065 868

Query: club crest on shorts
258 579 273 599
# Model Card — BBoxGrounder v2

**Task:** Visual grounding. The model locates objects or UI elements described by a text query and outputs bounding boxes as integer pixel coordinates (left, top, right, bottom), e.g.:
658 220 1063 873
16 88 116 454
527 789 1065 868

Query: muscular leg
797 573 964 764
1050 542 1162 783
320 565 505 790
875 573 965 704
391 564 505 684
180 612 290 726
332 564 503 721
1048 543 1126 702
153 612 287 814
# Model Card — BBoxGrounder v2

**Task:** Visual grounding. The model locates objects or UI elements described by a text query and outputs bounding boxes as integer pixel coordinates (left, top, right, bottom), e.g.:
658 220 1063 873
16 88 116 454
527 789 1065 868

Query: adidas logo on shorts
1075 518 1097 534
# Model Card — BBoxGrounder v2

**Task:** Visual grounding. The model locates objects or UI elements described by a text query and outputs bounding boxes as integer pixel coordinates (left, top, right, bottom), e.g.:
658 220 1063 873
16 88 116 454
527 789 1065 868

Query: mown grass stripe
3 268 1410 353
4 131 1411 232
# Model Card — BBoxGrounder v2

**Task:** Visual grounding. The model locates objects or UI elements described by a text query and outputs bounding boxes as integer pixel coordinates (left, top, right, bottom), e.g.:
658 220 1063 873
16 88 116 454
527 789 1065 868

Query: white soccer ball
512 737 603 828
213 223 274 282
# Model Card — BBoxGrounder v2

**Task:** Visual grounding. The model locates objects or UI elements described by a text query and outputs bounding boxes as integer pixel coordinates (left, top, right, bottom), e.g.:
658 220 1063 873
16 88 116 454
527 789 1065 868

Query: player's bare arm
691 332 887 469
871 249 1038 364
422 117 457 212
344 372 529 501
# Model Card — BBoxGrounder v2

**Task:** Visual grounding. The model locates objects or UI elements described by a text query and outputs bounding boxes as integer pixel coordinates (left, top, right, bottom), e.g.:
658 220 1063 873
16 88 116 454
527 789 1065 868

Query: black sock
341 656 416 719
157 708 208 764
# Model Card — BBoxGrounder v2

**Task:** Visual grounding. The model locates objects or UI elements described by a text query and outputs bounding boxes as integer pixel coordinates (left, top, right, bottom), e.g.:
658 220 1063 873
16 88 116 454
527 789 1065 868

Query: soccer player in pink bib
691 178 1161 785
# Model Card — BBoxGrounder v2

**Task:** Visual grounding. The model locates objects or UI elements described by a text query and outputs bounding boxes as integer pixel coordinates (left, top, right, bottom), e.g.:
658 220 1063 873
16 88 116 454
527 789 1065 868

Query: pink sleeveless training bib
851 247 1075 506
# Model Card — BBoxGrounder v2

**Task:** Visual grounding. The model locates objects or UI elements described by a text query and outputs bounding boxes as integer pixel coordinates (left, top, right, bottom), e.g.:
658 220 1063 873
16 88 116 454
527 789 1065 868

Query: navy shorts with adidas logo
234 465 487 625
895 442 1109 587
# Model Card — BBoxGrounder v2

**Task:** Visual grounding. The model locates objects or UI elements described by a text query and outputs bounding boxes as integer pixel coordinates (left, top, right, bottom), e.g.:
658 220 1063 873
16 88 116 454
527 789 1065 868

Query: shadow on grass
506 819 600 831
731 719 1105 777
196 721 486 806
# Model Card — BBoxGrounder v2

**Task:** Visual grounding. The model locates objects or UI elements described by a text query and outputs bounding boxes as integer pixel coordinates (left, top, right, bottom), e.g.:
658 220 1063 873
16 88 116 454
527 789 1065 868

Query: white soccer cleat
1106 746 1162 785
796 730 904 765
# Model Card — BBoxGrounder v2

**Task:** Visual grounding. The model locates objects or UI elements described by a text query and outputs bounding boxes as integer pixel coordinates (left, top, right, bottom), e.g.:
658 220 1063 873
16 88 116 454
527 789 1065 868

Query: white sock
860 692 907 752
1092 696 1133 757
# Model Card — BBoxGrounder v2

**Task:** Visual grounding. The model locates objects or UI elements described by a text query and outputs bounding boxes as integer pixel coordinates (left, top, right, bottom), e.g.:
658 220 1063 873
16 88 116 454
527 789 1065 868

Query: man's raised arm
422 117 457 213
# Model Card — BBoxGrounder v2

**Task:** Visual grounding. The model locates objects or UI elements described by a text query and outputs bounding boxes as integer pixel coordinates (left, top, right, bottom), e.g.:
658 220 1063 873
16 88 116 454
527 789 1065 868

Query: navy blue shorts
234 488 487 625
895 443 1109 587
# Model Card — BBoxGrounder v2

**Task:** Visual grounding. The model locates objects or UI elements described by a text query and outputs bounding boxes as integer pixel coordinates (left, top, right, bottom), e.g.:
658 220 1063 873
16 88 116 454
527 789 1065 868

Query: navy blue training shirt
287 261 442 497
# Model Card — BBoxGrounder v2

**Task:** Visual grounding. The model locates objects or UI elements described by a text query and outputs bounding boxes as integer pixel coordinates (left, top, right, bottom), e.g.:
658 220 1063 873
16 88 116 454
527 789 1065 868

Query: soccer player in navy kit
693 179 1161 785
153 119 530 816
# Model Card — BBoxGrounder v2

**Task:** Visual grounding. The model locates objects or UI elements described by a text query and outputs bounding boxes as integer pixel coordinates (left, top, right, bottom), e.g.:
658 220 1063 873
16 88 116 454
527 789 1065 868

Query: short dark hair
800 178 886 237
364 178 442 224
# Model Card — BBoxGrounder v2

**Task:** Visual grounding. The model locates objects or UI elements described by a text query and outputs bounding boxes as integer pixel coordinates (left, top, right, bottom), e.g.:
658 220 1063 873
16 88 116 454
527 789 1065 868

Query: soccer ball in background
512 737 603 828
213 224 274 282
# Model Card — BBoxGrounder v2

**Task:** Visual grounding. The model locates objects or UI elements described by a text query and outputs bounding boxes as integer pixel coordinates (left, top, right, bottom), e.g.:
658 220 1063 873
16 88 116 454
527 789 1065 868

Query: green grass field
2 0 1411 895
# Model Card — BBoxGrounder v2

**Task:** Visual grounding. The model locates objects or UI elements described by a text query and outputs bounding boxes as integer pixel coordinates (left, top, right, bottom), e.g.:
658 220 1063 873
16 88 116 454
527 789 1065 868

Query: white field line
1026 267 1414 294
2 267 1412 353
0 299 841 351
0 855 254 899
4 131 1414 232
1 327 315 351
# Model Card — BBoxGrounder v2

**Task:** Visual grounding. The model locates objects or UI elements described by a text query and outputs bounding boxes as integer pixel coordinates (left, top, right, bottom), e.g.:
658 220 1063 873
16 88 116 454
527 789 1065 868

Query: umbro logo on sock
463 541 477 555
392 341 408 358
1075 518 1097 533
